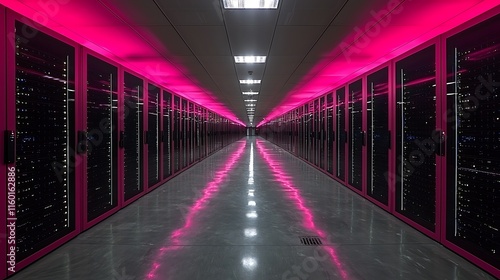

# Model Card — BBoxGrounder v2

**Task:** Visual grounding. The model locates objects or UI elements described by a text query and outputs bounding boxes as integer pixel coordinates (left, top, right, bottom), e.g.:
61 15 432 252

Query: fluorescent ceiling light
246 104 256 107
223 0 279 9
240 80 261 84
244 99 257 102
247 109 255 112
242 92 259 95
235 56 266 63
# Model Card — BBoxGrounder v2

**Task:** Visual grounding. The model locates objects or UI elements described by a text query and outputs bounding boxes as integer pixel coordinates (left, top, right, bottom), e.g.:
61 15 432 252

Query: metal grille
300 236 322 246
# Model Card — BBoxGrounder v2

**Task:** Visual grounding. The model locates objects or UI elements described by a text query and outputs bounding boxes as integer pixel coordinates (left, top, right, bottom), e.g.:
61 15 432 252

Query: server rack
319 97 326 170
173 96 181 172
443 12 500 274
83 53 119 226
336 87 346 182
348 79 363 192
162 91 172 180
5 18 80 275
366 67 390 208
326 93 335 175
122 72 144 203
0 6 6 279
147 83 161 189
395 44 439 236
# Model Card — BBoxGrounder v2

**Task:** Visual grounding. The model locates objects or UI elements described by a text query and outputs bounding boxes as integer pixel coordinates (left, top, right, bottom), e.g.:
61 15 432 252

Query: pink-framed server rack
4 11 83 276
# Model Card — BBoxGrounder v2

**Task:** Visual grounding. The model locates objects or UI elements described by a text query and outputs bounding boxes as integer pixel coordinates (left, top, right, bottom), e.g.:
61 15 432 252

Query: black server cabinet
326 93 335 175
147 84 160 187
395 45 437 232
312 100 319 166
162 91 172 179
173 96 181 172
194 105 200 162
367 67 390 205
189 102 195 164
123 72 144 201
304 104 311 161
336 87 346 181
348 80 363 191
181 99 188 169
13 21 76 261
85 55 118 222
200 108 206 159
319 97 326 170
445 14 500 270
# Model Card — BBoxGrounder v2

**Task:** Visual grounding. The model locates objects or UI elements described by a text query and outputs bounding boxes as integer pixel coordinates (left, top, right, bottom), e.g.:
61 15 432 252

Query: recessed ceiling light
244 99 257 102
223 0 279 9
234 56 266 63
240 80 261 84
242 92 259 95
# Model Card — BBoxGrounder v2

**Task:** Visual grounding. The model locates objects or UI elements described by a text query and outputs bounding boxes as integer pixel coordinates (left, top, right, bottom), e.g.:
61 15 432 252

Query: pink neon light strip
255 139 349 279
146 141 247 279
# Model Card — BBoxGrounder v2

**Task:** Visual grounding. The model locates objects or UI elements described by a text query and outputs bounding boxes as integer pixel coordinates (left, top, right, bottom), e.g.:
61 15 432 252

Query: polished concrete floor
10 137 495 280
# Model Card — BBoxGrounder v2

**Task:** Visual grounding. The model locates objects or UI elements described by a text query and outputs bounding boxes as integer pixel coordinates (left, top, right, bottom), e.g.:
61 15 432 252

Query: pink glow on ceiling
259 0 500 126
146 141 247 279
256 139 349 280
1 0 244 125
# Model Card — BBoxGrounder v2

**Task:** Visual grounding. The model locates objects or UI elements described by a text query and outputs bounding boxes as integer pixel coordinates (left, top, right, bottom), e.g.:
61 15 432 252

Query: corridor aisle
9 138 494 280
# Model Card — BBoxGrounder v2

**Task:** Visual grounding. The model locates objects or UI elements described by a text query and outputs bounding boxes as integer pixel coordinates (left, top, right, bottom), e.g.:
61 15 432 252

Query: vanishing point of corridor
9 138 494 280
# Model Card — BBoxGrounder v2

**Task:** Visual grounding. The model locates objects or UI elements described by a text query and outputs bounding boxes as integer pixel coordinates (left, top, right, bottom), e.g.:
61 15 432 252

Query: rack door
162 91 172 179
6 20 78 274
326 93 335 175
336 87 346 182
367 67 390 206
84 54 119 224
445 13 500 273
348 79 363 191
122 72 144 203
147 83 160 188
395 45 438 234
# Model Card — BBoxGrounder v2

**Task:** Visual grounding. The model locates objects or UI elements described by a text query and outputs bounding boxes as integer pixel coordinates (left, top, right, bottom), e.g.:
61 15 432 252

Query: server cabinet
194 105 200 162
6 20 78 274
162 91 172 179
200 107 206 158
123 72 144 202
181 99 188 169
336 87 346 181
298 106 304 158
367 67 390 206
84 54 119 224
319 97 326 170
313 99 319 166
188 102 194 165
173 96 181 172
326 93 335 175
304 104 311 161
445 13 500 273
348 80 363 191
147 83 160 188
395 45 438 233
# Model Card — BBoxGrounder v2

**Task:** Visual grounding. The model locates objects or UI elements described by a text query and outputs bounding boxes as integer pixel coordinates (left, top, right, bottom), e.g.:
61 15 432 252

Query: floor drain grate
300 236 322 246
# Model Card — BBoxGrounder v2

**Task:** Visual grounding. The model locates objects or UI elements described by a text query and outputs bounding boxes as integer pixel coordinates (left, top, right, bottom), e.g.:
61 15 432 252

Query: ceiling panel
176 26 231 56
278 0 346 25
102 0 171 26
223 9 279 26
226 25 275 55
142 25 192 56
235 64 266 80
269 26 326 56
198 56 236 76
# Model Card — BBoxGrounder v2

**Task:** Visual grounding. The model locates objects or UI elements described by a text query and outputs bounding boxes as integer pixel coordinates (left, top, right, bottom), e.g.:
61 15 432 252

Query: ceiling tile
176 26 231 55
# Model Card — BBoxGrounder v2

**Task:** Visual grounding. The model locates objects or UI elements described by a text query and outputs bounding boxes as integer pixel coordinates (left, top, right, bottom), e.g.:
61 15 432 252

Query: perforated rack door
85 54 119 222
123 72 144 202
147 83 160 188
326 93 335 175
395 45 437 232
162 91 172 179
336 87 346 181
367 67 390 206
173 96 181 172
445 13 500 271
12 20 77 262
348 79 363 191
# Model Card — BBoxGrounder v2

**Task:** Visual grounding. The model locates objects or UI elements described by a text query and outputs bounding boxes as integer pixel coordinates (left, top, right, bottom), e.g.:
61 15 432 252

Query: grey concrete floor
9 137 495 280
